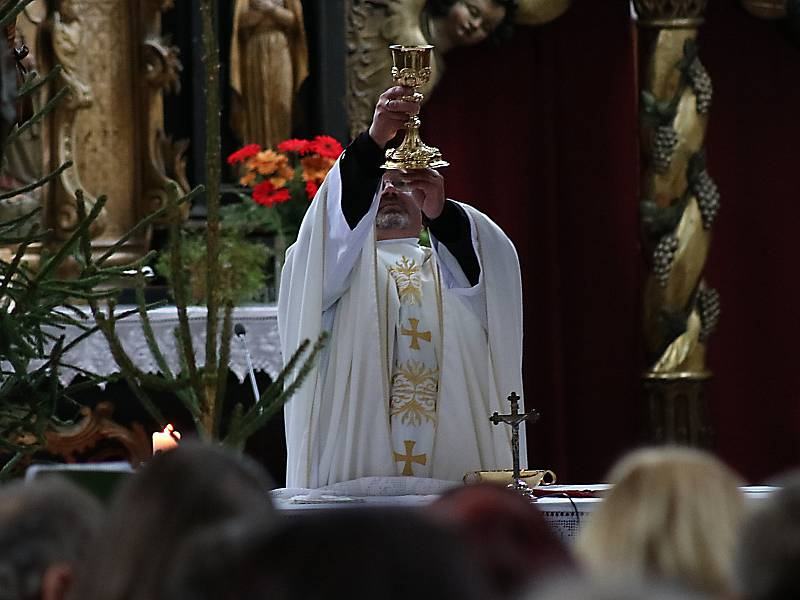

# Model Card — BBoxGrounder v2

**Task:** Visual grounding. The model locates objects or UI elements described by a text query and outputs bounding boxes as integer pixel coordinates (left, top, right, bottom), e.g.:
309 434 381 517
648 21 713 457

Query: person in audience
735 476 800 600
0 476 103 600
167 508 493 600
426 483 575 598
575 446 745 597
69 442 276 600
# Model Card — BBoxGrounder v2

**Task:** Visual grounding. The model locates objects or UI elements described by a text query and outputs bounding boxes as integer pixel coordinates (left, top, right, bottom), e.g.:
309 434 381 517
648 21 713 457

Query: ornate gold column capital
632 0 708 28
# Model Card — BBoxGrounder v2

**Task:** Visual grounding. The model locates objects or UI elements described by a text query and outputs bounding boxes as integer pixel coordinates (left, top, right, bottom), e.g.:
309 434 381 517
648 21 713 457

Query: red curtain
422 0 800 483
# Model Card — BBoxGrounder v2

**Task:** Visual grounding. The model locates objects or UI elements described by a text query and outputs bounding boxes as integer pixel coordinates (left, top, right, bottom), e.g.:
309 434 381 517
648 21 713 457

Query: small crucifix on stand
490 392 540 500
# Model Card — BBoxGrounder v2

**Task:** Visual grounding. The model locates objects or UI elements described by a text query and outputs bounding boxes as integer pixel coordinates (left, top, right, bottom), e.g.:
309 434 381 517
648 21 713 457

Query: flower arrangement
200 135 345 301
224 135 344 238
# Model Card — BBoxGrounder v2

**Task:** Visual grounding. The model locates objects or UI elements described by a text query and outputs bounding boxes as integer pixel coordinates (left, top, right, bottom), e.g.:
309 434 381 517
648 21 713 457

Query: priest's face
376 171 424 240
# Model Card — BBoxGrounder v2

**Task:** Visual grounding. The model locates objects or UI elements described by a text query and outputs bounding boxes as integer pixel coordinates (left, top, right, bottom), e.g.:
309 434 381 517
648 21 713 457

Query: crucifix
490 392 540 498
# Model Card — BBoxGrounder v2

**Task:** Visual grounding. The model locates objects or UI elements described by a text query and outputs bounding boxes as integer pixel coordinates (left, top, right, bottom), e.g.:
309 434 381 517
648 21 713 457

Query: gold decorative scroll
33 0 186 271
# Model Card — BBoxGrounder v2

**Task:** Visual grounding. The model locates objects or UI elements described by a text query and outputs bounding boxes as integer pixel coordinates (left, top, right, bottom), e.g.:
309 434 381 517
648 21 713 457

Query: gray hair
0 476 103 600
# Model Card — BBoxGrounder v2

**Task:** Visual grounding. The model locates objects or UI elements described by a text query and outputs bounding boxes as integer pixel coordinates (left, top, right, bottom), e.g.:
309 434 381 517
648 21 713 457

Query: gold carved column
34 0 184 269
633 0 720 446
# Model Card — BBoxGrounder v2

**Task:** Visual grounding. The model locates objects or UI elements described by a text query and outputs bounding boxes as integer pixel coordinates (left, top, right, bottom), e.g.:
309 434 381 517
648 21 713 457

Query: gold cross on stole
401 318 431 350
394 440 427 476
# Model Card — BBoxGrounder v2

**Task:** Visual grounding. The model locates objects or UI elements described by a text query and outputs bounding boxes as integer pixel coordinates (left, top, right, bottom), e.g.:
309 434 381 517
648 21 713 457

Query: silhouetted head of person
427 483 574 597
0 476 103 600
69 442 276 600
167 508 493 600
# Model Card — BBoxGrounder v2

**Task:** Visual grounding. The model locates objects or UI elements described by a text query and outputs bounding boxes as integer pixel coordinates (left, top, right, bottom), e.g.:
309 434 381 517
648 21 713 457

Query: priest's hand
408 168 445 220
368 86 420 149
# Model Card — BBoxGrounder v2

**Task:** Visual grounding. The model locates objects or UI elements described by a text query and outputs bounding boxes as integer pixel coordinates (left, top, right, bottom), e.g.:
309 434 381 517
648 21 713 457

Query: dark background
160 0 800 485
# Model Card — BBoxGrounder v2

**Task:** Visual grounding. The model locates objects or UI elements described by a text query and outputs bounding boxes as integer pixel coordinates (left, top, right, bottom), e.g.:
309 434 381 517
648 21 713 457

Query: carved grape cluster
698 286 721 342
653 233 679 287
692 168 720 230
689 58 713 115
653 125 678 174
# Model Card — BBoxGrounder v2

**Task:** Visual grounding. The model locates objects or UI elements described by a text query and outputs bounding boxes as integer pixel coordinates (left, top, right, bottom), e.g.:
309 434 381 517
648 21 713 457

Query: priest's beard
375 210 410 230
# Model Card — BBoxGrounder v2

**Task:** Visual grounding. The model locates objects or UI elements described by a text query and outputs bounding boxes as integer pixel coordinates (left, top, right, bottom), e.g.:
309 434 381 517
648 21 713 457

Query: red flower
253 181 291 207
227 143 261 165
309 135 343 159
305 180 319 200
266 187 292 206
277 138 312 154
252 180 275 205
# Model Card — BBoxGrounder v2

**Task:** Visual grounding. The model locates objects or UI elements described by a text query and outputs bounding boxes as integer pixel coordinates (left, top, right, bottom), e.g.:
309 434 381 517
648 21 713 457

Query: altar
270 477 779 542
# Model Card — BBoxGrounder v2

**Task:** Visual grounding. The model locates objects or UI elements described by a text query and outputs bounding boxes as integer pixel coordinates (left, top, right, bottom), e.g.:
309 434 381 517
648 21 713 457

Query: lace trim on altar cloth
16 305 282 385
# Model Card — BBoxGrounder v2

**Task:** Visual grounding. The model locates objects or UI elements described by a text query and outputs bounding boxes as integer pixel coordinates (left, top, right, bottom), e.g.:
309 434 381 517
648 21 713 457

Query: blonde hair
575 446 745 596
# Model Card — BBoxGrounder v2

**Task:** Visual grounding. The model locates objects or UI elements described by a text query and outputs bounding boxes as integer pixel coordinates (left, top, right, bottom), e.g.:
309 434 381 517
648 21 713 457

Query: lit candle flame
152 423 181 455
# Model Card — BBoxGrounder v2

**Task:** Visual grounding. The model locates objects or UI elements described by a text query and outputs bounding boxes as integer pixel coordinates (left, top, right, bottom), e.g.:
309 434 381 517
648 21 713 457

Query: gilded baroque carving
32 0 185 268
634 5 717 378
632 0 708 27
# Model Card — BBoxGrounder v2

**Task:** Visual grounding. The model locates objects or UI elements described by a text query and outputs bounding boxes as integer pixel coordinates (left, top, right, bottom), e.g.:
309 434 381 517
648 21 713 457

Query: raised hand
406 168 445 220
368 86 420 149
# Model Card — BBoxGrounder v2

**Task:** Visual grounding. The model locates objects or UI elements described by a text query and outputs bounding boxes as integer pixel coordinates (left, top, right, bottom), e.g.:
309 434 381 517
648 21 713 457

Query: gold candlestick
381 45 449 170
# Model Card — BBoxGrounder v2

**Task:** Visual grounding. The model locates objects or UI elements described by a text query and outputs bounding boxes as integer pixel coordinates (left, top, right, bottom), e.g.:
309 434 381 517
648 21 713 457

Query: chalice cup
381 44 449 170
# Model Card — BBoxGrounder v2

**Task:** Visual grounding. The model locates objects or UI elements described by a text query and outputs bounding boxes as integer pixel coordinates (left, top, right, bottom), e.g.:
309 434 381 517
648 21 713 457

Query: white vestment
278 158 527 488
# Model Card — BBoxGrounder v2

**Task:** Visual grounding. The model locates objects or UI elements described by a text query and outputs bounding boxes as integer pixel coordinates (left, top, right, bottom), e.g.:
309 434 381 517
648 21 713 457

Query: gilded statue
230 0 309 148
346 0 571 138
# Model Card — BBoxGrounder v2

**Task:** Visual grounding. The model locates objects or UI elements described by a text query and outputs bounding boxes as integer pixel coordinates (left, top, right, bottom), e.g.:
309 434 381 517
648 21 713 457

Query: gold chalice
381 44 449 170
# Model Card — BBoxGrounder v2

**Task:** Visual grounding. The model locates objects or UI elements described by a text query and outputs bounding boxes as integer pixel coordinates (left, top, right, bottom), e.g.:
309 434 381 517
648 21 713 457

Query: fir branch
134 274 175 379
4 86 68 147
0 451 25 482
200 0 222 410
167 196 205 411
0 0 31 30
225 333 327 447
95 183 201 267
213 301 234 436
35 195 106 282
16 64 61 99
0 161 72 201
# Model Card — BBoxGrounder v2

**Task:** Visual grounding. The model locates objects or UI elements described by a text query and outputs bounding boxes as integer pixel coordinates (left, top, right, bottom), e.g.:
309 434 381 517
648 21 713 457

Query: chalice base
382 124 449 170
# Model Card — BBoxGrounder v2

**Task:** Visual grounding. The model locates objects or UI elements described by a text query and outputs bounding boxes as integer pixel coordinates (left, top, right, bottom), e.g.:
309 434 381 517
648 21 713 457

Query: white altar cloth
271 478 779 542
44 305 281 385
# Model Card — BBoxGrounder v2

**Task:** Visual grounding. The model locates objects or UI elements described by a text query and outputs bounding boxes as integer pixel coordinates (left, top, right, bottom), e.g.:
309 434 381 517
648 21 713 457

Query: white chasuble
279 158 528 488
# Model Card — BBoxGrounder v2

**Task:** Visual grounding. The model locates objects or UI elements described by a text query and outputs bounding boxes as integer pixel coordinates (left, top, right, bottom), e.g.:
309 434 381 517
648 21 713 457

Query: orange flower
300 155 335 183
269 164 295 189
239 170 257 187
251 150 284 176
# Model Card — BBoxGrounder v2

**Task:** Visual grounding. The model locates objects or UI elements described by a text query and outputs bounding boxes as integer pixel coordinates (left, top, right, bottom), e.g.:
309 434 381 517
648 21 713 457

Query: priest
279 85 526 488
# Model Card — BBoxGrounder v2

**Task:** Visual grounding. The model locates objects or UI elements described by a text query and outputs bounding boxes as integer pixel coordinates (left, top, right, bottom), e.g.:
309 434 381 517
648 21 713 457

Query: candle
152 424 181 455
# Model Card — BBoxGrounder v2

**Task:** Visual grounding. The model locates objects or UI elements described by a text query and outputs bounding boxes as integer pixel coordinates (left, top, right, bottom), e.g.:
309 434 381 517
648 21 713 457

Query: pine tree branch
200 0 222 413
0 161 72 201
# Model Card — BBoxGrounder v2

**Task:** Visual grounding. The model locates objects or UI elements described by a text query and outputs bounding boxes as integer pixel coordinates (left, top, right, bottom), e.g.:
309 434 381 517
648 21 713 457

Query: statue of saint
230 0 309 148
346 0 571 138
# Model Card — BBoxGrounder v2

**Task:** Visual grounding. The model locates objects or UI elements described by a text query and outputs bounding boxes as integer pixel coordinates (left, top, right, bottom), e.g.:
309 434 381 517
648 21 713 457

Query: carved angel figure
230 0 308 148
346 0 571 138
